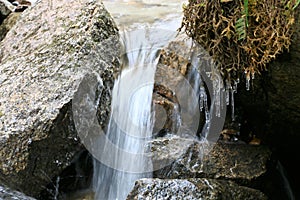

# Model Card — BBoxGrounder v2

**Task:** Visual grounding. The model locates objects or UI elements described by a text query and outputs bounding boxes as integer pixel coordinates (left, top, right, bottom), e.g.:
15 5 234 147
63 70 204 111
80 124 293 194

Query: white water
92 1 227 199
92 65 155 200
93 28 178 200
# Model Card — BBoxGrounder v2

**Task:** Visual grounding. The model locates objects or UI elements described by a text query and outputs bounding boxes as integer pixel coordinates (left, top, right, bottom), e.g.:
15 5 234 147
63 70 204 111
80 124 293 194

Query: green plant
293 0 300 9
235 0 249 41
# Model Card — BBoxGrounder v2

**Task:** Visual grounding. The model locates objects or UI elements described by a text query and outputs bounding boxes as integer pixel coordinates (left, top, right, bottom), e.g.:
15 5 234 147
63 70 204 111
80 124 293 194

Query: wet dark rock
0 0 120 197
155 31 297 198
151 137 271 185
156 33 227 141
0 184 36 200
0 12 20 41
38 150 93 199
266 12 300 195
127 178 267 200
266 11 300 139
153 83 181 136
232 11 300 197
0 1 11 24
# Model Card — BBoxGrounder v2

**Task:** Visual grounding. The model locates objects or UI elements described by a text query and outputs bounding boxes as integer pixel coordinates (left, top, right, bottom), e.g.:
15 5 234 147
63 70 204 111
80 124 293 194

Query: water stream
92 1 184 199
91 1 226 199
93 29 177 200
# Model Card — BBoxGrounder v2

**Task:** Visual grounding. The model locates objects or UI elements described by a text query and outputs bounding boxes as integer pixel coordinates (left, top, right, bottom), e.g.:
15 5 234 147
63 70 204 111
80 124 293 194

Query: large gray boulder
127 178 267 200
0 0 120 197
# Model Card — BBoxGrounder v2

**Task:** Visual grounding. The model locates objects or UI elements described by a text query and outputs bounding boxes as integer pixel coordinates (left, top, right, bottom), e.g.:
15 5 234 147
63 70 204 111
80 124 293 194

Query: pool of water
102 0 186 30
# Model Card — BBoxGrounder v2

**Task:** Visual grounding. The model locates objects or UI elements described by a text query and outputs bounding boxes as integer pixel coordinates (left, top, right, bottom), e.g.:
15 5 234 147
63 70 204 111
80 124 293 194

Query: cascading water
91 1 226 199
92 28 178 200
69 2 293 200
92 68 155 200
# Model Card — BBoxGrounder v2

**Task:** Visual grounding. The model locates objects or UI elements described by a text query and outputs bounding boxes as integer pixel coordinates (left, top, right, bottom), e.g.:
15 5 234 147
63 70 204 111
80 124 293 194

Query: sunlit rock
127 178 267 200
0 0 120 197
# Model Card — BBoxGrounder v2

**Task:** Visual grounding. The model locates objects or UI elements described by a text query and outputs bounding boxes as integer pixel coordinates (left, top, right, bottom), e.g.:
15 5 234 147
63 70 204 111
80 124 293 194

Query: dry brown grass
180 0 299 84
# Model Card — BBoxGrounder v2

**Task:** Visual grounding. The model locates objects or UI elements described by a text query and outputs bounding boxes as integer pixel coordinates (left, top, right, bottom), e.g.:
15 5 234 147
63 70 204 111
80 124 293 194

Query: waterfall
92 29 177 200
90 1 226 199
91 29 226 199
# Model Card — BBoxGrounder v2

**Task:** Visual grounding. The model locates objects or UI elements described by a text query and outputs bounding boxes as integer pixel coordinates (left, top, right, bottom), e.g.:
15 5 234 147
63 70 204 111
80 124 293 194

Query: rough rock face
151 137 271 184
0 0 120 197
0 184 36 200
150 136 194 171
268 12 300 136
127 178 267 200
0 12 20 41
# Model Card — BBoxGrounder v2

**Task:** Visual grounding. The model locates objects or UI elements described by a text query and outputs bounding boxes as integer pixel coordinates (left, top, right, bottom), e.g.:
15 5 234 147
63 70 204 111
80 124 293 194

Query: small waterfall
93 29 177 200
90 1 226 199
92 67 155 200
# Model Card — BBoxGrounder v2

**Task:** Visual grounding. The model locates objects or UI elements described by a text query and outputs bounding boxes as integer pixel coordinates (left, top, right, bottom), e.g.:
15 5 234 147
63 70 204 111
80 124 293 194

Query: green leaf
235 17 246 40
235 0 249 41
293 0 300 10
195 3 206 7
244 0 249 27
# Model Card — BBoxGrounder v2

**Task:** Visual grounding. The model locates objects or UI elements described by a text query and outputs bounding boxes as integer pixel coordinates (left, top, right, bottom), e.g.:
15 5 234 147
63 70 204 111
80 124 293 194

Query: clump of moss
180 0 299 85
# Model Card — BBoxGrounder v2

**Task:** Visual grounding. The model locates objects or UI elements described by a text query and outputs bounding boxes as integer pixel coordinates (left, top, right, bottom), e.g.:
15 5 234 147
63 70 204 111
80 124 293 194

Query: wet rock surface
266 11 300 139
0 0 119 197
0 184 36 200
128 33 272 199
232 11 300 197
267 12 300 196
151 137 271 184
147 135 293 199
150 137 194 171
127 178 267 200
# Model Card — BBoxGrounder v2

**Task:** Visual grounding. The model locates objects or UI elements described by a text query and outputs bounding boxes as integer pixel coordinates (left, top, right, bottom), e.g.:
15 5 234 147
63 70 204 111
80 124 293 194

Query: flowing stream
91 0 227 199
93 29 177 200
92 1 185 199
